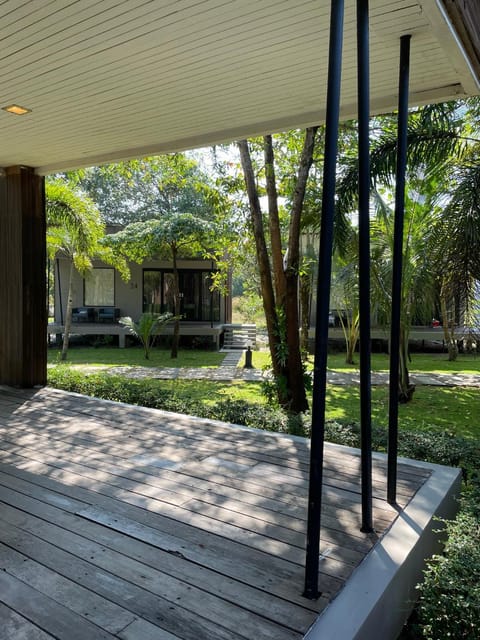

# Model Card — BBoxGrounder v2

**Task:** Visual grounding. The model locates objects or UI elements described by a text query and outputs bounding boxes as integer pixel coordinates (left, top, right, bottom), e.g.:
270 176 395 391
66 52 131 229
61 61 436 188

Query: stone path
104 351 480 387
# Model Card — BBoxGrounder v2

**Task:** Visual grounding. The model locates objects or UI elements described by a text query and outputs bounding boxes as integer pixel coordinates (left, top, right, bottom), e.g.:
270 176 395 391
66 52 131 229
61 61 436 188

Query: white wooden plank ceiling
0 0 478 174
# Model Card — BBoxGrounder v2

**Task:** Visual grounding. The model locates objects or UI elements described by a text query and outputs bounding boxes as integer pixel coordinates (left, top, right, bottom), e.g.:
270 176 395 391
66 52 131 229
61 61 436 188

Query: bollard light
244 345 253 368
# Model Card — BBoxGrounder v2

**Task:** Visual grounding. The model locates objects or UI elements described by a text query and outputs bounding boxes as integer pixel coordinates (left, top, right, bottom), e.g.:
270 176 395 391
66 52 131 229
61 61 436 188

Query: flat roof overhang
0 0 478 175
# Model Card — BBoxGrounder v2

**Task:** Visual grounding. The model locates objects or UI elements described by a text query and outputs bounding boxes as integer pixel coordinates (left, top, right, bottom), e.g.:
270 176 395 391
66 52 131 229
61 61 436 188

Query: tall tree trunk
284 273 308 412
238 131 317 413
237 140 286 400
398 324 415 402
171 245 180 358
61 260 75 361
282 127 318 413
264 135 287 305
440 285 458 361
299 270 312 356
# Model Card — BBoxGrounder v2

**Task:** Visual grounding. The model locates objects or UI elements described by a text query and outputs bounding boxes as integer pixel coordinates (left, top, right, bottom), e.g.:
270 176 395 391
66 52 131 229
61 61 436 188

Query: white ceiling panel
0 0 477 174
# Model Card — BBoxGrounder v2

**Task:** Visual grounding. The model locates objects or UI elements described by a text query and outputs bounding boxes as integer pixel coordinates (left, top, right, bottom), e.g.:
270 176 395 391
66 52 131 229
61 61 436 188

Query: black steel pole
357 0 373 532
387 34 411 505
304 0 344 600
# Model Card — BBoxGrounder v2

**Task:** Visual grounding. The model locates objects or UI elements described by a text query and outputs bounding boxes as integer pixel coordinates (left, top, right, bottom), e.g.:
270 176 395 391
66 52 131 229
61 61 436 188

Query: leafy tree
46 179 129 361
334 100 479 399
104 213 217 358
68 154 220 225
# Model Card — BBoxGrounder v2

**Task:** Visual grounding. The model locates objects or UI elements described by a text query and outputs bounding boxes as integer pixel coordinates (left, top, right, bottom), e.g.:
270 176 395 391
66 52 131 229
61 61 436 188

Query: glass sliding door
143 269 220 321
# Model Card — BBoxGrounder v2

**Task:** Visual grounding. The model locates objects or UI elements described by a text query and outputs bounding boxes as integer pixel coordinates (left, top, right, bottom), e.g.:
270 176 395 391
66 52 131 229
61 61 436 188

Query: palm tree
431 145 480 357
335 99 480 399
119 312 176 359
46 179 129 360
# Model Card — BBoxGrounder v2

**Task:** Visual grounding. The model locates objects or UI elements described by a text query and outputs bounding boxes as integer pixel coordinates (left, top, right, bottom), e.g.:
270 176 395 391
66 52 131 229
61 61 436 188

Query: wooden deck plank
0 603 56 640
0 441 372 576
0 460 336 609
0 414 408 501
0 543 137 634
0 469 323 628
0 501 271 640
0 425 388 552
0 398 411 511
0 570 117 640
0 387 430 640
118 618 183 640
0 492 306 640
0 388 430 502
0 389 428 491
0 516 237 640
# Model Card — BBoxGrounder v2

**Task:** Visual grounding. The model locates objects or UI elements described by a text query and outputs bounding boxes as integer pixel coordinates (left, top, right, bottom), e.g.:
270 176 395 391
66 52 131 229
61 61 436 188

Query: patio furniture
71 307 95 323
97 307 120 323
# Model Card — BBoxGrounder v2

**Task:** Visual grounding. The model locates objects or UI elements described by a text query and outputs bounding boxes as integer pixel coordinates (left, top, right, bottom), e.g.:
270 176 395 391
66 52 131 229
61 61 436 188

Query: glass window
84 268 114 306
143 269 220 321
202 272 220 321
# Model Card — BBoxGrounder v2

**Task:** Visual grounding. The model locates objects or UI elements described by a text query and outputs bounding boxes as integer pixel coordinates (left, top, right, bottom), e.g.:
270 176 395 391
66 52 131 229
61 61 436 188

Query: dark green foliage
202 399 290 433
322 421 479 479
414 483 480 640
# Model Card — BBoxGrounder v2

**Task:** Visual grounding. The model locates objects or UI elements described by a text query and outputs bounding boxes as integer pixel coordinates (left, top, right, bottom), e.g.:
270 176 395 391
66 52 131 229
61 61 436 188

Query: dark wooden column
0 166 47 387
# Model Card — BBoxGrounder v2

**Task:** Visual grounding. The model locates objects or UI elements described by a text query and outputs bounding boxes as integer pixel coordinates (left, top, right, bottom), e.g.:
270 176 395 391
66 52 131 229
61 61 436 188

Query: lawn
243 350 480 375
325 384 480 439
47 345 224 368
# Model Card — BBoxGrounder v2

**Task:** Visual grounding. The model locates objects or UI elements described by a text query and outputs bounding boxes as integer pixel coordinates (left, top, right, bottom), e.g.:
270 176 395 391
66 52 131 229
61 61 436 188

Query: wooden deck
0 386 430 640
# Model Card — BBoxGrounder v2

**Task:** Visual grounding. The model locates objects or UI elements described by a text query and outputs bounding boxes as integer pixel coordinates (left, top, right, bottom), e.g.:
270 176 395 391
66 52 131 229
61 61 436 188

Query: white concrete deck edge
304 455 462 640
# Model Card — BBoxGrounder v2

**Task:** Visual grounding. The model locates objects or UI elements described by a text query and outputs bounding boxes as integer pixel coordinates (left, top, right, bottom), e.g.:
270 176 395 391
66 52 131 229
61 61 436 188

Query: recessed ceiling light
2 104 32 115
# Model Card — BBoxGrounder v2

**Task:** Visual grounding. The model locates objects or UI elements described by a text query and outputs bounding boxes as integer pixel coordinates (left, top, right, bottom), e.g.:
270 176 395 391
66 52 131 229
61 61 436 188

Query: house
51 254 232 348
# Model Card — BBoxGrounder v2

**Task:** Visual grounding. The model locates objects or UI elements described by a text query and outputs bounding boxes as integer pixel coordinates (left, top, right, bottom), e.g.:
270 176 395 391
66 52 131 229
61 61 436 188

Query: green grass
176 381 480 439
150 379 266 406
325 385 480 439
243 350 480 375
328 352 480 374
47 345 224 368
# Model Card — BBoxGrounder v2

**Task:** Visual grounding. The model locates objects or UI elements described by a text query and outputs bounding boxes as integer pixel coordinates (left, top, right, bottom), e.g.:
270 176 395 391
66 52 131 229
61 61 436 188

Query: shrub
415 483 480 639
201 399 291 433
322 421 478 480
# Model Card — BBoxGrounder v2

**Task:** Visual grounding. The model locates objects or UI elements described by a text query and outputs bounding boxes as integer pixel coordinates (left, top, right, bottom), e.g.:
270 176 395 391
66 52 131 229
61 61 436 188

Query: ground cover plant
414 483 480 640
